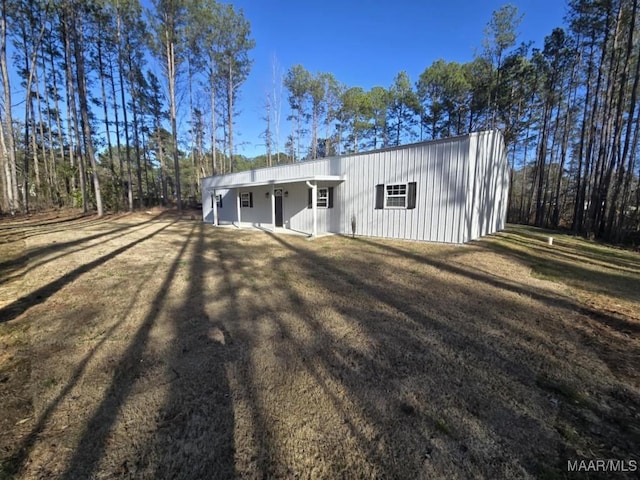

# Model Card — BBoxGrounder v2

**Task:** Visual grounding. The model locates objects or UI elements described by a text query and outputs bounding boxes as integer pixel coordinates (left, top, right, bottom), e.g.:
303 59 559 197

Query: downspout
212 190 218 226
236 190 241 227
306 180 317 237
271 186 276 232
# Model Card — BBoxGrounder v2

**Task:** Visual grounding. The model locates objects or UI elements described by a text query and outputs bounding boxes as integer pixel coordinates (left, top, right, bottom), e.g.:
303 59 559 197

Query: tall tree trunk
534 98 552 226
97 37 116 208
127 54 144 208
603 0 637 238
167 38 182 210
272 58 281 165
227 62 234 172
108 60 124 210
0 129 11 211
187 59 196 196
582 4 612 236
21 24 32 212
311 103 318 159
0 0 19 212
209 68 217 174
63 11 86 211
265 95 272 166
295 107 300 161
18 7 48 212
156 117 167 203
41 40 59 205
609 0 640 239
116 11 133 211
47 30 64 204
519 120 531 223
34 67 49 206
616 105 640 240
140 124 152 203
590 4 623 236
72 6 103 216
572 40 596 233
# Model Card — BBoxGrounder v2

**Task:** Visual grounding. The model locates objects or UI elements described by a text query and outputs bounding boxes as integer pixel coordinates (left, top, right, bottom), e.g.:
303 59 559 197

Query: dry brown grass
0 214 638 479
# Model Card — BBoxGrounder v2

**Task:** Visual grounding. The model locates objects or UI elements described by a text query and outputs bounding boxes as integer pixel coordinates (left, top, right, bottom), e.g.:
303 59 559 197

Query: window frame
216 194 222 208
385 183 407 208
240 192 251 208
317 187 329 208
307 186 334 209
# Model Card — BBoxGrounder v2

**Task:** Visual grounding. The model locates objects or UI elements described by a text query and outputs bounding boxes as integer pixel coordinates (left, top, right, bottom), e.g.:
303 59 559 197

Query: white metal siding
201 130 508 243
464 131 509 241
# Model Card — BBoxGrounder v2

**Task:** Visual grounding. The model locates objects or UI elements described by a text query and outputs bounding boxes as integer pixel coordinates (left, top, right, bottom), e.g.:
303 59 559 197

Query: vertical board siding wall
202 131 508 244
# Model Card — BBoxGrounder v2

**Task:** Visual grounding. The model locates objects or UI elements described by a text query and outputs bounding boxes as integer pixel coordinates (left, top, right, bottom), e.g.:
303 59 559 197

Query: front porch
205 175 345 238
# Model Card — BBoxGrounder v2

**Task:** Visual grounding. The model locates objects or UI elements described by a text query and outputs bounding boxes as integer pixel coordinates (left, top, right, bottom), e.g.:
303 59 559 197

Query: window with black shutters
308 187 334 208
375 182 416 209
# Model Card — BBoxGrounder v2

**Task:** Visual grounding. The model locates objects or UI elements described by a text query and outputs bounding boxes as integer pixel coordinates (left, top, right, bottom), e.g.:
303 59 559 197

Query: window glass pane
387 196 406 207
386 184 406 195
317 188 328 207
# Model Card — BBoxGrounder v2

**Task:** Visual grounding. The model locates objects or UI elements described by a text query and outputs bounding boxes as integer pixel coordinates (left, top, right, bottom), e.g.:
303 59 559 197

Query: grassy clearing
0 216 638 479
485 225 640 335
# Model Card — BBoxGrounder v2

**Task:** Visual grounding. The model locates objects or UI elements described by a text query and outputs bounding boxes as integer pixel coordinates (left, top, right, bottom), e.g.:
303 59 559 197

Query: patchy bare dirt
0 214 638 479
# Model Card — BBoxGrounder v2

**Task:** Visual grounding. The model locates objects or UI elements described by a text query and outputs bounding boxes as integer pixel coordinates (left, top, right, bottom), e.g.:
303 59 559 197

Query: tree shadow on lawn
0 211 94 232
1 218 181 476
58 222 237 479
132 223 236 479
503 225 640 271
0 217 177 323
476 236 640 329
352 235 640 382
243 232 639 478
20 223 637 479
362 235 640 337
493 231 640 280
0 214 165 287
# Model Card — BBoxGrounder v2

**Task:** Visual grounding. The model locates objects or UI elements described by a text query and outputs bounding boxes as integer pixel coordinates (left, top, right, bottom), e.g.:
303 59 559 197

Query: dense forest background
0 0 639 243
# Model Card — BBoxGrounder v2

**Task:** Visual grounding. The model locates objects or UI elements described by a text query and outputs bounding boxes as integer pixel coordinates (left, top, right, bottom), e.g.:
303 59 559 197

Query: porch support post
306 180 317 237
212 190 218 226
271 186 276 232
236 189 241 227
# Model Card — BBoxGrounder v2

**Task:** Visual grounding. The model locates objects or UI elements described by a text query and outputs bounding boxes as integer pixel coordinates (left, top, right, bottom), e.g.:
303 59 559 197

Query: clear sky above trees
229 0 566 157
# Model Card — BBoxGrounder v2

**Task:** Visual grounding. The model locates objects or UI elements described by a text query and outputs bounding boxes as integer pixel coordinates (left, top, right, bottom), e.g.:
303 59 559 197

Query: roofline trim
205 175 346 190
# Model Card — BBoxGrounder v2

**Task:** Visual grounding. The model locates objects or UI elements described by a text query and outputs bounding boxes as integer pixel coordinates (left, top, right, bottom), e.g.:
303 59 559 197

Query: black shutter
211 194 214 208
249 192 253 208
407 182 417 209
307 188 312 209
328 187 334 208
219 195 223 208
375 184 384 209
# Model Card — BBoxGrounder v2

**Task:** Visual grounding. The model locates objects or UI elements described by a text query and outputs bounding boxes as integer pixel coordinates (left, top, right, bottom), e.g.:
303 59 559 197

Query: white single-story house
201 130 509 243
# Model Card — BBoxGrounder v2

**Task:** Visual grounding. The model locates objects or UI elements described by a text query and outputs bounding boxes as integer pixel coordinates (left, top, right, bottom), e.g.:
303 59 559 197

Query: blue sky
226 0 568 158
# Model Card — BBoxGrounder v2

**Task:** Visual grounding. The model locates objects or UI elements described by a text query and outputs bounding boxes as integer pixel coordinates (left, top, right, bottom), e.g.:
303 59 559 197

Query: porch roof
207 175 346 190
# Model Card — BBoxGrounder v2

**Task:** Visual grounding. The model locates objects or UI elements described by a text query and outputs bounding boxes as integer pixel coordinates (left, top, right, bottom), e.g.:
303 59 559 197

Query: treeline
0 0 254 215
275 1 640 242
1 1 639 243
